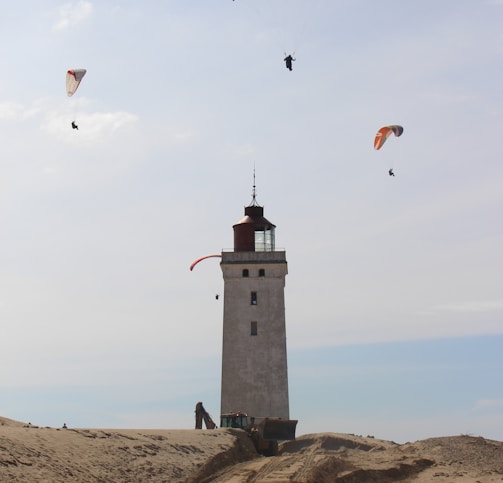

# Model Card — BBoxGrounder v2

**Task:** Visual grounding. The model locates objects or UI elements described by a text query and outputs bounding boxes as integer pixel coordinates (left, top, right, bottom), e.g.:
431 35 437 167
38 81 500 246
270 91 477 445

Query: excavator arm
195 402 216 430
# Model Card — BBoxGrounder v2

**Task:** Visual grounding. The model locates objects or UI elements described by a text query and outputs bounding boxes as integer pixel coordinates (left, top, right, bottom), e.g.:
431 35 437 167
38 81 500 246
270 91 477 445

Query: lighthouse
220 186 290 420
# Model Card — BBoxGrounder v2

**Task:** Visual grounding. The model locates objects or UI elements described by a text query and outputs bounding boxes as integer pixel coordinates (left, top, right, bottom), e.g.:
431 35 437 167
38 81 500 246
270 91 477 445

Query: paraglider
284 54 295 71
374 125 403 151
66 68 86 129
374 125 404 176
190 254 222 301
232 2 317 72
189 254 222 271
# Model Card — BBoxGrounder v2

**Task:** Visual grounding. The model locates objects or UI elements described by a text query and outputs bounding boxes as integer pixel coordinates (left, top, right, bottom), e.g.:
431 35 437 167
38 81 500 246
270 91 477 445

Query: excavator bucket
260 418 298 441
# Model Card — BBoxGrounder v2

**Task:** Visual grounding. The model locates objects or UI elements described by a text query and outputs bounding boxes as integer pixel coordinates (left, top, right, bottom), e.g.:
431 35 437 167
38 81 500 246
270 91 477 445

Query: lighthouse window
259 269 265 277
251 291 257 305
251 321 258 336
242 269 249 277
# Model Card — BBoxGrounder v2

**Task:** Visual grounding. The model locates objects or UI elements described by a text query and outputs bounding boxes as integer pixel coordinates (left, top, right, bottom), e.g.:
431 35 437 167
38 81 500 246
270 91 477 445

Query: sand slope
1 416 501 482
194 433 503 483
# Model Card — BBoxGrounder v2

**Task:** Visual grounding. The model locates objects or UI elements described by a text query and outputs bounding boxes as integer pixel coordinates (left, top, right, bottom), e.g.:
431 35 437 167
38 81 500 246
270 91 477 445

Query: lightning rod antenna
250 165 259 206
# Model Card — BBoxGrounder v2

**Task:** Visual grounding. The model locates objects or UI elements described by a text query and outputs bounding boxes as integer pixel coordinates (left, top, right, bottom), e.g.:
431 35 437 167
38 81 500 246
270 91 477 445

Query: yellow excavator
220 411 298 456
195 403 297 456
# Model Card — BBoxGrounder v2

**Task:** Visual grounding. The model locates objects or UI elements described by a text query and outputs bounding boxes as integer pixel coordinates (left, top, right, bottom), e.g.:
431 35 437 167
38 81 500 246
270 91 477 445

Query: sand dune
1 416 501 482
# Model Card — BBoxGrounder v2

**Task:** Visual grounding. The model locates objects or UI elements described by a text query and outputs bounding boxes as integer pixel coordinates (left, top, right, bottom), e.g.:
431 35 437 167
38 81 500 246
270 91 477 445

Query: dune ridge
1 416 501 482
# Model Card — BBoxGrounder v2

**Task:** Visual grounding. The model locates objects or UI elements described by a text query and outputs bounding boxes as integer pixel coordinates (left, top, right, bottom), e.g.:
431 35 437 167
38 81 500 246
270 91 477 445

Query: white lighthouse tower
220 184 290 420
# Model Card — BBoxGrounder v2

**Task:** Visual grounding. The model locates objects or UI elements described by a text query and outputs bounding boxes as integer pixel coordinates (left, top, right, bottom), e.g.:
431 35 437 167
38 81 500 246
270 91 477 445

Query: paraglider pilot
71 121 78 130
284 54 295 71
389 169 395 177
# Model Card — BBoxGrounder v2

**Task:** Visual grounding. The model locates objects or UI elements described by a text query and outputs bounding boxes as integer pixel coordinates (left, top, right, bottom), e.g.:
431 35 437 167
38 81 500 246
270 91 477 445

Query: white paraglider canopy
66 69 87 97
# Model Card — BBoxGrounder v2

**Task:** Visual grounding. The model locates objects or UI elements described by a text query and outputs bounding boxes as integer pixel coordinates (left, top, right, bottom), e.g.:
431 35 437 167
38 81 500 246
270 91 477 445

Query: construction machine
194 402 217 429
220 412 298 456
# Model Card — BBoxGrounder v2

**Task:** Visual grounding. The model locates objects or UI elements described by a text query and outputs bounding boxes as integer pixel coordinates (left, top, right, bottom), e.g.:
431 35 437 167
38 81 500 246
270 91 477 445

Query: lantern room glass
254 227 275 251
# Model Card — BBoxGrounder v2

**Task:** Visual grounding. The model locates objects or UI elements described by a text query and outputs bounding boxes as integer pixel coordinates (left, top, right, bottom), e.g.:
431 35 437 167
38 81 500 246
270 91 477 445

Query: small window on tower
251 321 258 336
242 269 249 277
259 269 265 277
251 291 257 305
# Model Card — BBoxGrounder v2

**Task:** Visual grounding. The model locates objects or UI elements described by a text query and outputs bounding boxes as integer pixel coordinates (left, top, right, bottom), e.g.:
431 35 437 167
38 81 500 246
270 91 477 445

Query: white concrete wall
220 251 290 419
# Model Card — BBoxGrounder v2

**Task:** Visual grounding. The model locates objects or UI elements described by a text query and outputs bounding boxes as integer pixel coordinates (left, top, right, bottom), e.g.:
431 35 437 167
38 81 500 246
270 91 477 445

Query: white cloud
434 300 503 314
0 101 40 121
42 110 138 142
54 1 93 31
0 97 137 143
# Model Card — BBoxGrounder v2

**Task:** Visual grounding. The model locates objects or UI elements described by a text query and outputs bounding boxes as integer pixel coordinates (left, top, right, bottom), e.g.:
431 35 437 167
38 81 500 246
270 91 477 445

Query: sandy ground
1 416 502 482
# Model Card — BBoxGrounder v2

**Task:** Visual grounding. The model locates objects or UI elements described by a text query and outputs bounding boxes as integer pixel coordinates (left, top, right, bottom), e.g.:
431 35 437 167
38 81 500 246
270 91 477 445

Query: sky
0 1 502 444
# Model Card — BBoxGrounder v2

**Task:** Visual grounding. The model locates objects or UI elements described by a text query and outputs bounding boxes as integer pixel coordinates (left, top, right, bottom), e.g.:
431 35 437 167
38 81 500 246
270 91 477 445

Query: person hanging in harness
71 121 79 130
284 54 295 71
389 169 395 177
